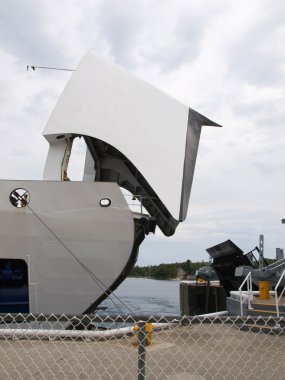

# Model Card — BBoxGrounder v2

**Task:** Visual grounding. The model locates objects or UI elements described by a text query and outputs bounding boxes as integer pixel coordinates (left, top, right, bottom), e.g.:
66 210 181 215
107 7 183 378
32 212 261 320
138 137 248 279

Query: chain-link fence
0 313 285 379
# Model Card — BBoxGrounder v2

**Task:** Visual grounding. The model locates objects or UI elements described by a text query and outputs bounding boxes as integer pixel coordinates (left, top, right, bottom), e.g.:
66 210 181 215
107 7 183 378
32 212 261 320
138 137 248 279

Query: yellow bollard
145 322 153 346
259 281 270 300
133 322 153 346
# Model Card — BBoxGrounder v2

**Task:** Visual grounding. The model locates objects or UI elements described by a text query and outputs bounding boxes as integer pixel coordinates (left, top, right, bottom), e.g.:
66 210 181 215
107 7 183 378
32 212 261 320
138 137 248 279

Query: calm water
99 277 180 316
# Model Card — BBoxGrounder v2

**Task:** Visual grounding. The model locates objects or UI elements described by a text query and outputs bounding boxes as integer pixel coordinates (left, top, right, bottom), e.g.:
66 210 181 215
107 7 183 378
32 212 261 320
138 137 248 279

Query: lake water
99 277 180 316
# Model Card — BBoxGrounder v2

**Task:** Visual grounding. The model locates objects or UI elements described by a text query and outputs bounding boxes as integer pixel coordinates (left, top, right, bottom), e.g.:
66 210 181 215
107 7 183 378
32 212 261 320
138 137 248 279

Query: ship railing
239 271 253 317
274 268 285 318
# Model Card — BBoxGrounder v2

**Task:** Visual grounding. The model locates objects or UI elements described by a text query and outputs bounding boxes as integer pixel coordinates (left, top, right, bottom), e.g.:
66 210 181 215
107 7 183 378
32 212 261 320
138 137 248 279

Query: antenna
27 65 75 72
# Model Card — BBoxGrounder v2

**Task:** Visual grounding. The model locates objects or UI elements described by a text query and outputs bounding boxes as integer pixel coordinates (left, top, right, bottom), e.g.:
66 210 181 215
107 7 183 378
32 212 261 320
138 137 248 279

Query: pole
27 65 74 72
259 234 264 268
138 321 146 380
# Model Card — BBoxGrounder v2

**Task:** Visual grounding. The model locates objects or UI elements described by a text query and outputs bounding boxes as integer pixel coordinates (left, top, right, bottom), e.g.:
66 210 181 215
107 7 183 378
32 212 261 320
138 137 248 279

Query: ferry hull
0 180 137 314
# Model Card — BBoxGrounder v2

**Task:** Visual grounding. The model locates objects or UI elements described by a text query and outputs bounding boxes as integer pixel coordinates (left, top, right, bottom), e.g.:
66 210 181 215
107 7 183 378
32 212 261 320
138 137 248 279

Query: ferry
0 51 220 314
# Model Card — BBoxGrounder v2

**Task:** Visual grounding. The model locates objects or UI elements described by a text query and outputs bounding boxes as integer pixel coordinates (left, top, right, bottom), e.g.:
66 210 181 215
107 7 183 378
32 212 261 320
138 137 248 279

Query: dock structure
180 282 227 315
1 320 285 379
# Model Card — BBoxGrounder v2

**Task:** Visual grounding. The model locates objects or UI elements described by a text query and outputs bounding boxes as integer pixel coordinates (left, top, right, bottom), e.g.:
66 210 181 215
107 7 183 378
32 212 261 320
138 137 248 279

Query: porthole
10 188 30 208
99 198 111 207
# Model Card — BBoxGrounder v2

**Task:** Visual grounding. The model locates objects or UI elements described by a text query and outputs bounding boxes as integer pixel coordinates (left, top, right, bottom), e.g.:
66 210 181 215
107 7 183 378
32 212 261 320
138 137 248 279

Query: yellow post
133 322 153 346
145 322 153 346
259 281 270 300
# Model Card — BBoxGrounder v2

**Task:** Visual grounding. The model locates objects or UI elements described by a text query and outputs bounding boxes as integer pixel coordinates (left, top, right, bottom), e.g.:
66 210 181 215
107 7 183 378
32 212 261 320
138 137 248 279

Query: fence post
138 321 146 380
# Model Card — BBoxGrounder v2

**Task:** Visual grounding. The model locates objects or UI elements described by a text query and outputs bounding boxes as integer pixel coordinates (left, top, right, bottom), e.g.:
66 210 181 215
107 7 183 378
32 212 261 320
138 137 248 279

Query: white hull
0 180 136 314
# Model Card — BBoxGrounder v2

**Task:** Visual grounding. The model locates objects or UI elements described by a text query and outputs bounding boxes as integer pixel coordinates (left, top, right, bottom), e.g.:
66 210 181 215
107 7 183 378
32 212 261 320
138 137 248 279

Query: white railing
239 272 253 317
274 268 285 318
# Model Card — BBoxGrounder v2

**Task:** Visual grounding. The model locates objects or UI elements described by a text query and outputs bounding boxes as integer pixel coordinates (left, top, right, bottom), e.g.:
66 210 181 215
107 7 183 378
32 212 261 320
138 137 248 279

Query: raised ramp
207 240 254 295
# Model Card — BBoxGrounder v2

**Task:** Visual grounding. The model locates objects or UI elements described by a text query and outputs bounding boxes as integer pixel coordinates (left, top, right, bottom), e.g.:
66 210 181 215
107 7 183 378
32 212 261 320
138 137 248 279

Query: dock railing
0 312 285 379
275 268 285 317
238 271 253 316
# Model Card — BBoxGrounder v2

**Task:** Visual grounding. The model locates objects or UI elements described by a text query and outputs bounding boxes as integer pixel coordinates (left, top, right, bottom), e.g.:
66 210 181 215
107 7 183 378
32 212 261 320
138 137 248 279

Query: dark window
0 259 29 312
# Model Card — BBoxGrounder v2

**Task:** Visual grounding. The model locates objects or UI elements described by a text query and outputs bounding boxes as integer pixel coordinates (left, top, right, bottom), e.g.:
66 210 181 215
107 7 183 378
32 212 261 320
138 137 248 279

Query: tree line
129 259 207 280
130 257 277 280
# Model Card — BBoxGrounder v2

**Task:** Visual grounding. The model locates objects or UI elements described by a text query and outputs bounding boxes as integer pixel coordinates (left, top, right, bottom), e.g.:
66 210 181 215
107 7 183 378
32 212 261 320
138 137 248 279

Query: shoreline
127 276 196 281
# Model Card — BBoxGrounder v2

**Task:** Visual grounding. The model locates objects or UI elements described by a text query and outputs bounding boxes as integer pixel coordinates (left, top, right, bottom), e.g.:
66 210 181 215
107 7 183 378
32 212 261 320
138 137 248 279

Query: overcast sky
0 0 284 265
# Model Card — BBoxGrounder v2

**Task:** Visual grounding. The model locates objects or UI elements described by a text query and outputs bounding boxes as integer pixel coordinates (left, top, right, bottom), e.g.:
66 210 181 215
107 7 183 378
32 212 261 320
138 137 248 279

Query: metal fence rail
0 313 285 379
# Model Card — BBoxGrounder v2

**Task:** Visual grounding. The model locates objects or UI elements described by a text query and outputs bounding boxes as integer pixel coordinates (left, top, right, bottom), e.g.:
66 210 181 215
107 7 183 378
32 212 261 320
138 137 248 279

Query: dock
1 320 284 379
180 281 227 315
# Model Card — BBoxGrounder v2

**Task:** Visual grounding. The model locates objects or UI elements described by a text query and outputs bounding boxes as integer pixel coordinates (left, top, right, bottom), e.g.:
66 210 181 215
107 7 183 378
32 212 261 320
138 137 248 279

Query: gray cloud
0 0 67 66
227 2 285 86
96 0 144 68
138 4 225 73
155 4 225 72
96 1 226 73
